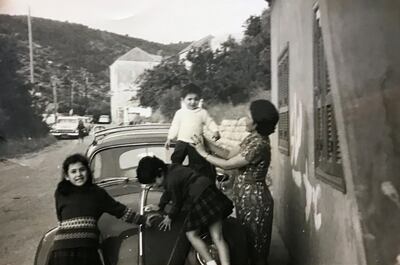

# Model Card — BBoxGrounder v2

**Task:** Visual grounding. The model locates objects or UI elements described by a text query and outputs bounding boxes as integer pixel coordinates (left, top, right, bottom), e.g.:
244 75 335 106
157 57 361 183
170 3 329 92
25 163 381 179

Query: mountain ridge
0 14 190 116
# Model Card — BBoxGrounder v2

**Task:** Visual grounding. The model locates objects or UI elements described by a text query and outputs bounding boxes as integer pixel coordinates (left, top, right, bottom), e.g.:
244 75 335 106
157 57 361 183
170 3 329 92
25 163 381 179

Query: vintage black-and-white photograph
0 0 399 265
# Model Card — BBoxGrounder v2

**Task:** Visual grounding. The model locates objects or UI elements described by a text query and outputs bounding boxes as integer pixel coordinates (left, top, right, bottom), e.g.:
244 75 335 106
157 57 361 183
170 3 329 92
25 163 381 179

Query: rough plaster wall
322 1 400 264
270 0 366 264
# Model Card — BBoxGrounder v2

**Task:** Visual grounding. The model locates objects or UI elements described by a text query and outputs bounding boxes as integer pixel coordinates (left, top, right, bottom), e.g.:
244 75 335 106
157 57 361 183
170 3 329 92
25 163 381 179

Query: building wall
110 60 160 124
269 0 400 264
321 1 400 264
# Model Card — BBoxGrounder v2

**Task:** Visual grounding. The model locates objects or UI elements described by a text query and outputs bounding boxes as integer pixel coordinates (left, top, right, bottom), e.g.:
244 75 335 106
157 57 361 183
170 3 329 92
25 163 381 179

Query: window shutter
313 6 345 192
278 46 290 155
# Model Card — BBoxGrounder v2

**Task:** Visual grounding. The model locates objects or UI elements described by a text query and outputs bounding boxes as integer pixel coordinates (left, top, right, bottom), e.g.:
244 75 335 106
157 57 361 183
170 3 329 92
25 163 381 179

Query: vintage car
98 114 111 124
50 116 90 139
34 124 248 265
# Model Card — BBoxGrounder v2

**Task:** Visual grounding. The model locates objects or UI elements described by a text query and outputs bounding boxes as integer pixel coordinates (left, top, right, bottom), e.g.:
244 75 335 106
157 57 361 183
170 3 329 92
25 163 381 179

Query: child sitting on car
165 83 220 181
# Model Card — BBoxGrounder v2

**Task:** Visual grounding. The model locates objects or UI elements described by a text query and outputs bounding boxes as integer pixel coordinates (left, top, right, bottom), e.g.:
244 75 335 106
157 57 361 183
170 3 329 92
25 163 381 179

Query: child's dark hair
137 156 167 184
181 83 201 98
57 153 94 194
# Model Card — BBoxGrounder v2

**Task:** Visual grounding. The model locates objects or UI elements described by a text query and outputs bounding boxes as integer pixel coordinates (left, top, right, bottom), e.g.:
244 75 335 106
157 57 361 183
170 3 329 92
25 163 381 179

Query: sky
0 0 268 44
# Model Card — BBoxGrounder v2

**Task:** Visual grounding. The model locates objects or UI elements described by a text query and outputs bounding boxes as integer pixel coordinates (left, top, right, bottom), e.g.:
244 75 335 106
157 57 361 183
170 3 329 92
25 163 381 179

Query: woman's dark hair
250 99 279 136
57 153 94 194
137 156 167 184
181 83 201 98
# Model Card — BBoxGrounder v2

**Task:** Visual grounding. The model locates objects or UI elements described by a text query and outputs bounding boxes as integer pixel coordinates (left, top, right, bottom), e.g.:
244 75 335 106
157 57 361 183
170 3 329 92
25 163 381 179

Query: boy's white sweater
168 107 218 144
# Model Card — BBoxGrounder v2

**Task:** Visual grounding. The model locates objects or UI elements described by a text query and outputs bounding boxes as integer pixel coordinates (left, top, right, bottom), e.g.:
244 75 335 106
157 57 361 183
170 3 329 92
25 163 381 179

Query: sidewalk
229 206 290 265
269 224 290 265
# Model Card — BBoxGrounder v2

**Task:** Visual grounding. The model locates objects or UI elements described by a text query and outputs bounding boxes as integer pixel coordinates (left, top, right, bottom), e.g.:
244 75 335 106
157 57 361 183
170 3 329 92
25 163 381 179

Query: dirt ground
0 137 90 265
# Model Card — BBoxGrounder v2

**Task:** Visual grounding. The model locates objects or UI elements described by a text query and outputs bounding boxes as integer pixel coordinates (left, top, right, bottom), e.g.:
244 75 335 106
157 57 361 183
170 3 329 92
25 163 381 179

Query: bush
158 86 182 120
0 135 57 159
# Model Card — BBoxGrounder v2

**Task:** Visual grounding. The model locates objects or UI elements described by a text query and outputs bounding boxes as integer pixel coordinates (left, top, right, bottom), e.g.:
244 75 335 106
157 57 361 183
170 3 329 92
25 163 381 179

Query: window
313 6 346 192
278 45 290 155
91 145 188 180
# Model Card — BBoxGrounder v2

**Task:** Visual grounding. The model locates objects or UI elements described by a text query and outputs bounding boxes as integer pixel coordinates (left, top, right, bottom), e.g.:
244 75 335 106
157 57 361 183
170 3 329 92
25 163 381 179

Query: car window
58 118 78 124
91 145 187 181
119 146 171 170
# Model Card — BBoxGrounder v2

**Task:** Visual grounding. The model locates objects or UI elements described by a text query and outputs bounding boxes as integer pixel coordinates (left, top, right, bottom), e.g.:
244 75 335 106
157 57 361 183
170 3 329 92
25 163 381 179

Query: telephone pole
70 79 75 115
27 6 34 83
51 77 58 120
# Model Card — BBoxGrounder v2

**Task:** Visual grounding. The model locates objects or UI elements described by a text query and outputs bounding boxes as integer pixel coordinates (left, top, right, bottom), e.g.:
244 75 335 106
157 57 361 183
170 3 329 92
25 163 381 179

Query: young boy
165 83 220 181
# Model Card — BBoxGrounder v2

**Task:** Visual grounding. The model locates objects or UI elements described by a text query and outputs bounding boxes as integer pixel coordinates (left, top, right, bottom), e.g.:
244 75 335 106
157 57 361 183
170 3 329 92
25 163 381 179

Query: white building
109 47 162 125
178 33 243 69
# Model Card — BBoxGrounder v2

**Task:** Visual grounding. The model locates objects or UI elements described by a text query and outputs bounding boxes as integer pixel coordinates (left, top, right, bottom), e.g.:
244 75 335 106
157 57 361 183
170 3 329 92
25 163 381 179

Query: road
0 138 90 265
0 133 289 265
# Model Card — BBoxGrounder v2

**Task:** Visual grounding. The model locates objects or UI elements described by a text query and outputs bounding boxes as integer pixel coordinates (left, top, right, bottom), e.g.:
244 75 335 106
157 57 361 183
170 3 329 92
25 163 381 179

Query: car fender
34 227 58 265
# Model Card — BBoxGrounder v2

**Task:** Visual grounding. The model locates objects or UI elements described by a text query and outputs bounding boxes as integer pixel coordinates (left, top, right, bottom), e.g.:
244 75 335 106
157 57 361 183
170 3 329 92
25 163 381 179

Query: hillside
0 14 190 117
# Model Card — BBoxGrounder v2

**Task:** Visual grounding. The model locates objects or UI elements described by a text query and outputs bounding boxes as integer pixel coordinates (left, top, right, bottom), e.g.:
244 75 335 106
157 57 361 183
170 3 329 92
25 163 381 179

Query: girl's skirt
185 185 233 231
48 247 102 265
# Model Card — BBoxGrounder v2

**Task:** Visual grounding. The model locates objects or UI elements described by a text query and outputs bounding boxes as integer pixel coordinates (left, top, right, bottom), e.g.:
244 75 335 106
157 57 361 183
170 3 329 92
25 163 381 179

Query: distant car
50 116 89 139
98 115 111 124
35 125 248 265
92 125 107 134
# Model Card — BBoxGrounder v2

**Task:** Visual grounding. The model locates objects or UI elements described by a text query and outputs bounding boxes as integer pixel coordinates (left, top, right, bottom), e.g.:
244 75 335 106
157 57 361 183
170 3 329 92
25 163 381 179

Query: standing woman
49 154 154 265
192 99 279 265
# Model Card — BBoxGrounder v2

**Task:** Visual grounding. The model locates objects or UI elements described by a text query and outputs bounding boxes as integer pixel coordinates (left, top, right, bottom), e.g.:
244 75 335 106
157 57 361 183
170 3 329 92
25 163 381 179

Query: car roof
58 116 79 119
87 124 171 159
93 123 171 139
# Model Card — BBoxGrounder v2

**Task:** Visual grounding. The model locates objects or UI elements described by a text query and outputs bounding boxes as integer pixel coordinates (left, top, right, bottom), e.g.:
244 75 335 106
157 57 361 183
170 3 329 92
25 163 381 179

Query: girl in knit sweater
49 154 155 265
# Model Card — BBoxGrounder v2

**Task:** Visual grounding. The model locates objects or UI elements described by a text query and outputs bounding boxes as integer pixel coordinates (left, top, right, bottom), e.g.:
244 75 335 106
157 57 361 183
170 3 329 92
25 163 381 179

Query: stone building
109 47 161 125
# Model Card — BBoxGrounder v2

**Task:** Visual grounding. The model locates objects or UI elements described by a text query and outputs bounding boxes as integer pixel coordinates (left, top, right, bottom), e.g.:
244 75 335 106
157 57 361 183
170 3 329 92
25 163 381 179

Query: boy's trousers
171 140 216 182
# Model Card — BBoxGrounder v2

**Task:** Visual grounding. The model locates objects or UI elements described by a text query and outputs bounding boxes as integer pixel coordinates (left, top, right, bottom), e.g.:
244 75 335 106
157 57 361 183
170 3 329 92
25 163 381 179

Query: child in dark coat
137 156 233 265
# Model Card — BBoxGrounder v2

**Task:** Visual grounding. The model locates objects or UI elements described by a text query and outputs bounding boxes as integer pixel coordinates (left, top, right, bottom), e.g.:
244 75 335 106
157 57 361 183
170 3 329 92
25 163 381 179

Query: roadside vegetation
138 10 271 120
0 15 188 157
146 88 270 124
0 135 56 159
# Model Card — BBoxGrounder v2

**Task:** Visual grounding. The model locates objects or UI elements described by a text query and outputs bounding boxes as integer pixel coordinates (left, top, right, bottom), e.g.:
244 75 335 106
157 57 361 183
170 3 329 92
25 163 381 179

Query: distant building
178 33 242 69
109 47 161 125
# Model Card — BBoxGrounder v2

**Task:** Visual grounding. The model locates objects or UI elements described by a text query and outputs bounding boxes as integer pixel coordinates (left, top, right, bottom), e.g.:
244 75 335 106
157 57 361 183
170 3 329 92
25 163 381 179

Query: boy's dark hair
181 83 201 98
57 153 94 194
137 156 167 184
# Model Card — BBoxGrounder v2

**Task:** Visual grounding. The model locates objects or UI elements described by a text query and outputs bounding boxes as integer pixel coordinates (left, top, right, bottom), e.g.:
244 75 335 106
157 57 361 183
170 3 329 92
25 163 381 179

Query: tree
137 10 271 115
0 35 48 139
137 57 189 108
158 86 182 120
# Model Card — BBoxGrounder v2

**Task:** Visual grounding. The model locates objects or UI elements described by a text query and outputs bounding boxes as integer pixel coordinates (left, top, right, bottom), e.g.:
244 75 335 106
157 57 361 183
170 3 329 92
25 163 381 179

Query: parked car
35 125 248 265
92 124 107 134
98 114 111 124
50 116 90 139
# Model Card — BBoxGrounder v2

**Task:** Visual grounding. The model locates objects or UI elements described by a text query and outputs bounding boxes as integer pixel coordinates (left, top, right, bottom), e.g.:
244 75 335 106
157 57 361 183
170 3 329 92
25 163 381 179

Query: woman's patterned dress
233 132 274 261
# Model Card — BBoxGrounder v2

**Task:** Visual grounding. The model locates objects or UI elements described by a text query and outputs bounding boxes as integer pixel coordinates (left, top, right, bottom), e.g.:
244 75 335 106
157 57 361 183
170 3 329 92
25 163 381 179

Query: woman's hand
158 215 172 231
212 131 221 141
190 135 207 157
